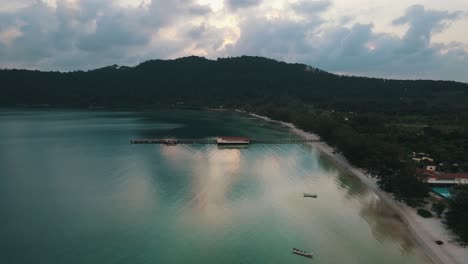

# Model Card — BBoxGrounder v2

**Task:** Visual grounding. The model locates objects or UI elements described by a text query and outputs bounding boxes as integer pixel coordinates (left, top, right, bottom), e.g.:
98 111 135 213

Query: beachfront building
420 169 468 186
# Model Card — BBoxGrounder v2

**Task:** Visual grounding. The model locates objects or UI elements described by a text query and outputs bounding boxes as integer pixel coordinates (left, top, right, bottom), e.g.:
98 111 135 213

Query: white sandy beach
250 112 468 264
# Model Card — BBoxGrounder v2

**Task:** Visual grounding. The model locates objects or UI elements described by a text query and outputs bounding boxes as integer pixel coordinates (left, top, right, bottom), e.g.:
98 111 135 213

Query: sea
0 109 430 264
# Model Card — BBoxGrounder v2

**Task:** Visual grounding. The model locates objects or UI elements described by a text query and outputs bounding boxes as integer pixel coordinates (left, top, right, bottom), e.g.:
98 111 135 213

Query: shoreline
249 112 467 264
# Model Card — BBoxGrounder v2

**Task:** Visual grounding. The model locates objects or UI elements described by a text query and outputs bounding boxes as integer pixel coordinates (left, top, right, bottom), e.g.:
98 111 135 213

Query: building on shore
419 169 468 186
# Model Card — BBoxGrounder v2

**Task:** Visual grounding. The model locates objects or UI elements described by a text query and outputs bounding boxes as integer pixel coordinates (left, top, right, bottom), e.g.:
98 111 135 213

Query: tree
432 201 446 217
389 161 429 206
417 208 433 218
445 186 468 246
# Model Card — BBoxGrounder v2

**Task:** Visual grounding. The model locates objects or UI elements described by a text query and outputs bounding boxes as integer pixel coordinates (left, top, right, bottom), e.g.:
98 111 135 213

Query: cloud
226 18 314 59
0 0 212 70
184 23 228 54
0 26 23 46
0 1 467 82
225 0 263 10
393 4 463 53
188 4 211 15
144 0 211 26
291 0 331 16
226 4 468 82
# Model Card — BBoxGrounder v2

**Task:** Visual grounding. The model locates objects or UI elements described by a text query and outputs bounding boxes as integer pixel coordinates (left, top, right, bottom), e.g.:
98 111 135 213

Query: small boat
292 248 313 258
303 193 318 198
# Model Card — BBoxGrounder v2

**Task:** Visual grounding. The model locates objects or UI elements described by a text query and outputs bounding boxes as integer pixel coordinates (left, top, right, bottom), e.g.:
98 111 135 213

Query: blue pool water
432 187 452 199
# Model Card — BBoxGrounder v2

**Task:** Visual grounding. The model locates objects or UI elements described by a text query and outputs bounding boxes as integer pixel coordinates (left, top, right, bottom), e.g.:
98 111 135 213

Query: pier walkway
130 138 321 145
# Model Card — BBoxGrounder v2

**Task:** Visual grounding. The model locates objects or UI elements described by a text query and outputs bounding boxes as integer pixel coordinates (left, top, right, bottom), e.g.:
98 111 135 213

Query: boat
216 136 250 145
303 193 318 198
292 248 313 258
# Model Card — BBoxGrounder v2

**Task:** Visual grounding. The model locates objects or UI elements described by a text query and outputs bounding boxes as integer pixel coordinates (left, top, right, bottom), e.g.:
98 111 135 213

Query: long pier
130 138 321 145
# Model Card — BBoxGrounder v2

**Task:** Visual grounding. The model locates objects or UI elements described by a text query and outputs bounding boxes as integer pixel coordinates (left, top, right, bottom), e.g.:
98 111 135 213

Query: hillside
1 56 467 114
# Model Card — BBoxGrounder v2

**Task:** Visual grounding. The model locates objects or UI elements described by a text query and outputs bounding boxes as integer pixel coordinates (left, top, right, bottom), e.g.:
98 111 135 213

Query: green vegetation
432 201 446 217
445 186 468 246
417 209 433 218
2 55 467 242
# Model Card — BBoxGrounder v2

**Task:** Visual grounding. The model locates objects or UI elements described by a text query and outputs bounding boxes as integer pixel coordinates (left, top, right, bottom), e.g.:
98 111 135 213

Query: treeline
2 56 468 112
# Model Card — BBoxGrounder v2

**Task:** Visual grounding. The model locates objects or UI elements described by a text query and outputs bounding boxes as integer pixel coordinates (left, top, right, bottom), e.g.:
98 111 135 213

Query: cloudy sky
0 0 467 82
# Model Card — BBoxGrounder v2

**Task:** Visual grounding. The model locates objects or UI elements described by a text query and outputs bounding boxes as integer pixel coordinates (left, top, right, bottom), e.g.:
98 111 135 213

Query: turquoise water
432 187 452 199
0 110 430 264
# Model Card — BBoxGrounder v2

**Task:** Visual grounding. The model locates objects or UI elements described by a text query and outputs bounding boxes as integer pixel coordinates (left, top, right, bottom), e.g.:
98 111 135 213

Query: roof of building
419 169 468 179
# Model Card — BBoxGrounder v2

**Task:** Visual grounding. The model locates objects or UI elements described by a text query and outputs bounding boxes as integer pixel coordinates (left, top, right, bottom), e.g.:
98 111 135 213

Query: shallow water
0 109 430 264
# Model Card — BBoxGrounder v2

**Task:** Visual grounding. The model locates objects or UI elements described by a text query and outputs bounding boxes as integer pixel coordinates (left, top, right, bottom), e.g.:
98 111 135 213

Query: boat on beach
292 248 313 258
303 193 318 198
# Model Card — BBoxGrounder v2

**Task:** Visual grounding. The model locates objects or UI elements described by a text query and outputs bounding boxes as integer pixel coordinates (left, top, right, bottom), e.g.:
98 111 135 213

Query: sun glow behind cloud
0 0 467 81
197 0 224 11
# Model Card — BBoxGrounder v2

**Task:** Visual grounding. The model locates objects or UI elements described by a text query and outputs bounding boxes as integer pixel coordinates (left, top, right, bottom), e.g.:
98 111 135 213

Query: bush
432 202 446 217
417 208 433 218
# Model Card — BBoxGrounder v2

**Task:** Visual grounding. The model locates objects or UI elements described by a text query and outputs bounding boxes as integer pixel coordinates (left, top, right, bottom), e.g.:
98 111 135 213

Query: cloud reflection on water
159 143 429 263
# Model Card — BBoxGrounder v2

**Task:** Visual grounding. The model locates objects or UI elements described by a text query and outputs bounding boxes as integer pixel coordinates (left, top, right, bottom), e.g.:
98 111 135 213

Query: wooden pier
251 139 320 144
131 139 216 144
130 138 321 145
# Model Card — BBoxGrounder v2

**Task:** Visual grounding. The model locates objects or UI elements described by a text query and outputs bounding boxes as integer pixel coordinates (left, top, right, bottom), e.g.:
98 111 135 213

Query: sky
0 0 467 82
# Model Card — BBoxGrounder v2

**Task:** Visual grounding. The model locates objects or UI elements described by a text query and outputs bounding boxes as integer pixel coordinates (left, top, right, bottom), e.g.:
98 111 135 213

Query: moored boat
292 248 313 258
303 193 318 198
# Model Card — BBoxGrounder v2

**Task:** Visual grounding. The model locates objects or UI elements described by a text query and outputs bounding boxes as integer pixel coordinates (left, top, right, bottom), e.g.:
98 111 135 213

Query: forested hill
1 56 468 112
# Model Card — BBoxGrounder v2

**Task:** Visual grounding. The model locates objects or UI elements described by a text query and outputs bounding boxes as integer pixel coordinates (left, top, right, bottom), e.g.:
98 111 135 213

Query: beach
250 112 468 264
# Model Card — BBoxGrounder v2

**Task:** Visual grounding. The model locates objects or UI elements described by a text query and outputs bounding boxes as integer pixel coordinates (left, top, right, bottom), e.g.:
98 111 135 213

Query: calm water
0 110 430 264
